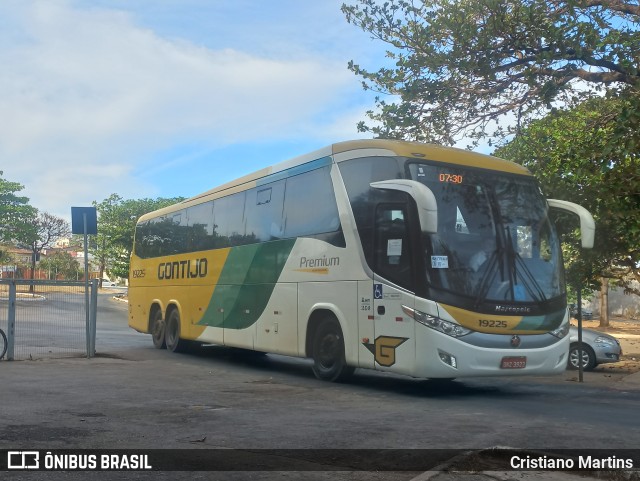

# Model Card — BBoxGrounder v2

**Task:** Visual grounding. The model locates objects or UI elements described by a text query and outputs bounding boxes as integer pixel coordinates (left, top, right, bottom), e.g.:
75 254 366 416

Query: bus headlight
550 322 569 339
402 305 471 338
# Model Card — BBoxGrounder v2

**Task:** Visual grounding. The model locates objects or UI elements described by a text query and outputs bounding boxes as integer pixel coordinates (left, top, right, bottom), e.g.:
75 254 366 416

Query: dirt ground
567 316 640 383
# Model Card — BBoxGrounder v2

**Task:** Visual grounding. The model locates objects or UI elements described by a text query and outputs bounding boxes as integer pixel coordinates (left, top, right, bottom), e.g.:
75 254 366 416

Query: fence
0 279 97 361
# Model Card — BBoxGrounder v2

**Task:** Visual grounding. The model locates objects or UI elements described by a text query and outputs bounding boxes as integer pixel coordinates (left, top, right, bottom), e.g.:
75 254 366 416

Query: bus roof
331 139 530 175
137 139 531 223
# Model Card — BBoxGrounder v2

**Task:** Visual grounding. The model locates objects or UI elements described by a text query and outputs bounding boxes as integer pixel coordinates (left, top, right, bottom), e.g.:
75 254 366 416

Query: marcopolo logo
158 258 208 280
494 304 531 314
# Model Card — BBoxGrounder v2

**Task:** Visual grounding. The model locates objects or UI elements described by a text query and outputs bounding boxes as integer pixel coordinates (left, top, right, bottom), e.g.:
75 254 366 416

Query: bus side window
245 180 286 241
283 166 340 238
215 192 247 246
187 201 215 252
374 206 413 289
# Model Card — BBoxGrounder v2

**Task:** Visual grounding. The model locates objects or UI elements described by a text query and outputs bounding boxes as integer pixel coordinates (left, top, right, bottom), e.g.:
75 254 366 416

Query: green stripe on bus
513 309 565 331
197 239 296 329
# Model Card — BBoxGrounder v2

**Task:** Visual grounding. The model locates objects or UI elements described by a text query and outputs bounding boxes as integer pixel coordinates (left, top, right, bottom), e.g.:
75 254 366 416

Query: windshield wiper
512 251 547 302
503 226 547 303
473 248 501 309
473 226 548 306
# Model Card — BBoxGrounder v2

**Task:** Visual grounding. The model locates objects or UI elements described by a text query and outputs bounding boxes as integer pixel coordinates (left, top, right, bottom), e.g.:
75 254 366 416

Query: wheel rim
317 332 341 369
167 316 178 346
152 319 165 343
570 348 590 368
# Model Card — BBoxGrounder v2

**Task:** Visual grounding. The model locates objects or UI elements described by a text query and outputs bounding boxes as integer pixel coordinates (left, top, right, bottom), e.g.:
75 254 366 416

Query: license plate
500 356 527 369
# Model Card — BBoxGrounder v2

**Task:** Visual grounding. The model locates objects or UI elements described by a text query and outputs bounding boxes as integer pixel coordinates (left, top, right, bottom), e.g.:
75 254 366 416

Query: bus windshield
409 163 565 307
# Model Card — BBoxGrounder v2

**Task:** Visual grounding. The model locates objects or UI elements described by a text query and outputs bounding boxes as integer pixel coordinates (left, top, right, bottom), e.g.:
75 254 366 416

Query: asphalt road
2 293 639 480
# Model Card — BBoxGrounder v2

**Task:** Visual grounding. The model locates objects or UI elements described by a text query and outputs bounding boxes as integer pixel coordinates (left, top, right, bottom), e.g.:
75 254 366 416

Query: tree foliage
0 170 37 244
39 251 82 280
495 93 640 298
342 0 640 144
26 212 70 278
92 194 185 279
0 248 13 265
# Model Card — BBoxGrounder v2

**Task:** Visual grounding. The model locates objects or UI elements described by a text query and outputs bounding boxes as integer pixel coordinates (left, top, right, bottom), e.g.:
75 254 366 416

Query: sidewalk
566 368 640 390
616 370 640 389
418 472 619 481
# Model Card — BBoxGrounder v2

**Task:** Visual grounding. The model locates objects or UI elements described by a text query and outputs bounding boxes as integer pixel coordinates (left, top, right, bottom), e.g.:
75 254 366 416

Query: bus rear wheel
165 309 190 353
311 317 354 382
150 308 166 349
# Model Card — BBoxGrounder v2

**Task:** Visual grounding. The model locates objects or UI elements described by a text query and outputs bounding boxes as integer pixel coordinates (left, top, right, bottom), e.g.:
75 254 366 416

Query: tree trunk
29 247 36 294
599 277 609 327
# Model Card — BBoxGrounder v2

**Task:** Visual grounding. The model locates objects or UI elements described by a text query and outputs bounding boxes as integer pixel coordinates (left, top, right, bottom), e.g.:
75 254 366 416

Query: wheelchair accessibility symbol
374 284 383 300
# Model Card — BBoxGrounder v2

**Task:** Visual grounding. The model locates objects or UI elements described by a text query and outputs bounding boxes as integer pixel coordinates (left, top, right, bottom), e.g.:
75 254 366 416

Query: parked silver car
569 303 593 320
568 325 622 371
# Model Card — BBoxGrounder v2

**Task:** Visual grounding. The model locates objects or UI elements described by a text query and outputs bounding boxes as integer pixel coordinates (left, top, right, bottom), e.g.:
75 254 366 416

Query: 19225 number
478 319 507 328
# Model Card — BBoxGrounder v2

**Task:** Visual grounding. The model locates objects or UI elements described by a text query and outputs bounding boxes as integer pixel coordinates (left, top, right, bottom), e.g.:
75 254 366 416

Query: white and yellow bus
128 139 595 381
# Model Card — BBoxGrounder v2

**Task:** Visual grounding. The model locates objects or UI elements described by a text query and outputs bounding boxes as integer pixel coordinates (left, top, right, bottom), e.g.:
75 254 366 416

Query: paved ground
4 352 639 481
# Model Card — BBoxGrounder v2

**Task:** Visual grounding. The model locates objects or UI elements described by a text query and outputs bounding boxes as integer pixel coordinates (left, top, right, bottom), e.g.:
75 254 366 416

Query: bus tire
150 308 166 349
165 308 189 353
311 317 354 382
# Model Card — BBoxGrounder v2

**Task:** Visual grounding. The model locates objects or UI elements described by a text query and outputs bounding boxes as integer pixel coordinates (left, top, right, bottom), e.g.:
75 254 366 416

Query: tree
25 212 70 289
39 251 82 280
0 171 37 244
495 93 640 326
342 0 640 145
344 0 640 325
0 247 13 266
92 194 185 281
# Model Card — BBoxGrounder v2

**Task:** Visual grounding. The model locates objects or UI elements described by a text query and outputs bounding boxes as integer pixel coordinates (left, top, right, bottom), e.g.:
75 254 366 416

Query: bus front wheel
150 308 166 349
311 318 354 382
165 309 189 353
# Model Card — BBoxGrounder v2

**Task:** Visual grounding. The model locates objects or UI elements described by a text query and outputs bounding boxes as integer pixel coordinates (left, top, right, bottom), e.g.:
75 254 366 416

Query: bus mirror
547 199 595 249
370 180 438 233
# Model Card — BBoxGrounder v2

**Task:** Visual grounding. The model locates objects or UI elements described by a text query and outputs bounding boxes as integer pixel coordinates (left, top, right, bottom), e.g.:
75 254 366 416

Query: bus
128 139 595 381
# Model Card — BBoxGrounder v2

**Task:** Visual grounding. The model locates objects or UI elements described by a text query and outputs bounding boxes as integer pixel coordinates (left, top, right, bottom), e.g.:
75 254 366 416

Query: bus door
370 204 416 374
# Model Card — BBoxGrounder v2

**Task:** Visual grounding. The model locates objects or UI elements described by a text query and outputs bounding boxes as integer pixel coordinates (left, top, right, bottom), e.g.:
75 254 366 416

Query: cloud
0 1 360 218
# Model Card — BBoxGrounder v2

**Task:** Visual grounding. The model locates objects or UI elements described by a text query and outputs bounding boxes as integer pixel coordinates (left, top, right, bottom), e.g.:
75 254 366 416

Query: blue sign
71 207 98 235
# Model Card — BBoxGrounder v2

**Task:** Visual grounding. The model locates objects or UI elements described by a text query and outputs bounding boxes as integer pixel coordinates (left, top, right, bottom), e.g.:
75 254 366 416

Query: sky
0 0 387 221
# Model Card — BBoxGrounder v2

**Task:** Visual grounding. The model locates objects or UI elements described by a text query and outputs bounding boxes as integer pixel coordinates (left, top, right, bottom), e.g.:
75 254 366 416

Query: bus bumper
414 328 569 378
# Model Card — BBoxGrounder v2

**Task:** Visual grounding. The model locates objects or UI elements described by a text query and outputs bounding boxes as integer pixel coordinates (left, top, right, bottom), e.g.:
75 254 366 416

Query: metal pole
7 280 16 361
90 278 98 357
83 213 91 359
577 285 583 383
